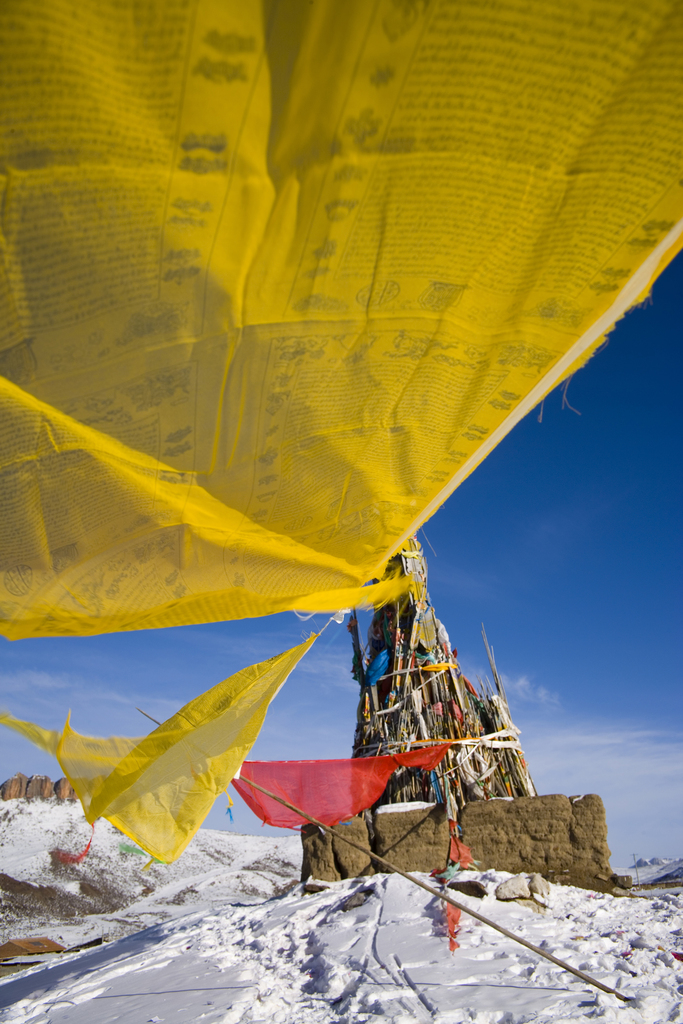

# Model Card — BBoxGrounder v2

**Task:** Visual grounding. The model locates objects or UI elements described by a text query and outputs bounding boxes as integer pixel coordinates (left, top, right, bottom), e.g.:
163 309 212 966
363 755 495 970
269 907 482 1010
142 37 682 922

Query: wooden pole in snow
238 775 632 1003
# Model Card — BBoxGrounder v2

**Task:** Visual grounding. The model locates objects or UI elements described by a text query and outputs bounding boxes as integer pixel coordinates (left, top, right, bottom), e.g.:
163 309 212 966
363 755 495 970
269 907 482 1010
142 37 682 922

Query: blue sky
1 253 681 868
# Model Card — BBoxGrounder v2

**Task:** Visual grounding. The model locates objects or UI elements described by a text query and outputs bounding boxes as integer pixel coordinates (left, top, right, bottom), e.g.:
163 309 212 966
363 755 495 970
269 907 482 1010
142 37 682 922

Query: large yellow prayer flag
1 0 682 638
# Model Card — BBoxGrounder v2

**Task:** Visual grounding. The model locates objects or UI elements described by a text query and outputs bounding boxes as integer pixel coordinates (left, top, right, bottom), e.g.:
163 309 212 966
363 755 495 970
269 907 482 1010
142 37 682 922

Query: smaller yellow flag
0 711 60 757
0 636 316 862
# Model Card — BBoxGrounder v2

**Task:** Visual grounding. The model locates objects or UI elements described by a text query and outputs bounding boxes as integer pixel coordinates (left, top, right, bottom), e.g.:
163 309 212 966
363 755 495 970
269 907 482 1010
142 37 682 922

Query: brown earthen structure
299 543 623 893
302 795 623 894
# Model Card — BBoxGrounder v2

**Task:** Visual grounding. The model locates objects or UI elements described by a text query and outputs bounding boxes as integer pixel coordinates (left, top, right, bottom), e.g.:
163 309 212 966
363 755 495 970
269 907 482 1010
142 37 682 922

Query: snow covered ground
1 801 683 1023
2 868 683 1023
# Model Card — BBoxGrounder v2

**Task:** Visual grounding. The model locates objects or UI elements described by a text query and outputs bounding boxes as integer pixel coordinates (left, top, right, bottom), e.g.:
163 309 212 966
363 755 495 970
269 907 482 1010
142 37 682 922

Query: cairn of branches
350 538 536 819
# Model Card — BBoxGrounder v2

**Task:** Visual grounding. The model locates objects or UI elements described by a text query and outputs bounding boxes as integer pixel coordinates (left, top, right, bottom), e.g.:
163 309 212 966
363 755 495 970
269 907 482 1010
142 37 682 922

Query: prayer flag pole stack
350 538 536 821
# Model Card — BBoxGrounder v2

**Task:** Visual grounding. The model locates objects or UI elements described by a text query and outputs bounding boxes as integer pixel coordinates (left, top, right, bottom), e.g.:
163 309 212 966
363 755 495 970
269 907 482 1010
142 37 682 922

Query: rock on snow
494 874 531 900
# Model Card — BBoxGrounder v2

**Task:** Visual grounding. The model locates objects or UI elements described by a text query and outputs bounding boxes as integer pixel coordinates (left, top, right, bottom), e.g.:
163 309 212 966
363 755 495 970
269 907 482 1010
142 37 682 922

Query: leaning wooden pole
238 775 632 1004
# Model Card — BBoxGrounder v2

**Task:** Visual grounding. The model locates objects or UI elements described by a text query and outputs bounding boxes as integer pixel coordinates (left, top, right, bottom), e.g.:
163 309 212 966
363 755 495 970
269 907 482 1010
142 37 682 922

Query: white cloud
455 652 561 710
501 672 561 707
0 668 73 694
293 647 357 693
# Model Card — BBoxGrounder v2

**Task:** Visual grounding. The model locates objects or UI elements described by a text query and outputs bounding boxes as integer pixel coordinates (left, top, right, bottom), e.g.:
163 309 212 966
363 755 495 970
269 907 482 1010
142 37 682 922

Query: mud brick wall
302 794 615 892
372 805 449 873
301 806 449 881
460 793 614 892
301 817 375 882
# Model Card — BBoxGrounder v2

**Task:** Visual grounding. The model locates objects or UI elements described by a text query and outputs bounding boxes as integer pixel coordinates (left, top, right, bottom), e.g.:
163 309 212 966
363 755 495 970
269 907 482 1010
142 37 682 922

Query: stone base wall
302 794 617 893
301 818 375 882
301 805 451 882
461 793 615 892
373 805 449 873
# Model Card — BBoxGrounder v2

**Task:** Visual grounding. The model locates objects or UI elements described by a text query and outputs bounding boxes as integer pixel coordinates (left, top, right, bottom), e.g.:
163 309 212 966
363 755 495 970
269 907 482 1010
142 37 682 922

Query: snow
375 801 435 815
1 801 683 1023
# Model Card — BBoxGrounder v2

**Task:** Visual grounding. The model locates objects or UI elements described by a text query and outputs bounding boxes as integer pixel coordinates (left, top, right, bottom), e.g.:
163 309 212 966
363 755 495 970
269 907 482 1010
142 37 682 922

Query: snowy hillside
0 799 301 949
627 858 683 885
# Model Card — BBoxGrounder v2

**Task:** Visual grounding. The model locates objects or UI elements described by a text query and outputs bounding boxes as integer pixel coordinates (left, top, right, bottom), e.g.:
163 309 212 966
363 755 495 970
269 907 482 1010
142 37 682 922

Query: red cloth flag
232 744 452 829
446 903 461 951
449 831 474 870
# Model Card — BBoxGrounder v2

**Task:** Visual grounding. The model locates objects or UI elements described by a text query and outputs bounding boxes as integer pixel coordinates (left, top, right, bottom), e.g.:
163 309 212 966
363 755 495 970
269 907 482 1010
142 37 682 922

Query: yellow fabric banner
1 1 682 638
0 711 60 758
0 636 315 862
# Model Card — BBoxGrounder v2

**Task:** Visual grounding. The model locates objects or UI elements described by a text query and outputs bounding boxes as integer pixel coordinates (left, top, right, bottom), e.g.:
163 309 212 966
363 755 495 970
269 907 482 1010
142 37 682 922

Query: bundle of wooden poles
350 537 536 819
